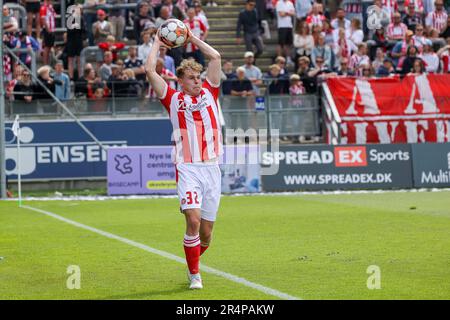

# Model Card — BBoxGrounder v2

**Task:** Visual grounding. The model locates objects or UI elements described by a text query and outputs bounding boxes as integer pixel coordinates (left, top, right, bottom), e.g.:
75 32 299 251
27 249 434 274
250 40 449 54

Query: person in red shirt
98 35 126 63
184 7 208 66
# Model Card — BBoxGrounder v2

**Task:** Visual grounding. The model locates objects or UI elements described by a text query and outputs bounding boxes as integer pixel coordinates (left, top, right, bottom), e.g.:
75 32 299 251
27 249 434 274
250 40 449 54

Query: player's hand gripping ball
158 19 189 48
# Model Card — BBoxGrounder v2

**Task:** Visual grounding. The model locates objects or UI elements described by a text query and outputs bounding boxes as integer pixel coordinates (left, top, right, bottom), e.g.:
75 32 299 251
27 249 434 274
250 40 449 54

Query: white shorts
176 162 222 222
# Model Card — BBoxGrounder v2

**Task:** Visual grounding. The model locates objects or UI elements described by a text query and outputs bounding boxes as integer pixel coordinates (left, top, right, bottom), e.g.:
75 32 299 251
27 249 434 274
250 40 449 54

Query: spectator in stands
334 27 351 68
337 57 355 76
120 69 143 97
276 0 296 65
439 15 450 38
425 0 448 34
155 57 177 88
107 64 125 96
34 65 62 100
13 68 36 108
306 2 326 28
134 1 156 44
412 25 427 53
322 20 335 47
138 30 154 62
372 47 387 73
88 85 110 112
236 0 264 59
307 55 333 79
348 18 364 53
230 66 254 97
264 64 289 94
93 9 113 44
107 0 126 41
98 35 126 62
222 60 237 95
404 0 425 15
403 1 424 33
3 5 18 33
159 0 187 21
53 61 71 101
75 67 94 96
289 74 305 95
297 56 316 93
387 12 409 41
437 37 450 72
311 33 333 69
419 39 440 72
84 0 98 46
361 64 375 78
377 57 396 76
159 46 176 74
193 1 209 30
331 7 351 31
409 58 426 74
371 28 389 59
66 4 84 80
391 30 415 66
7 65 23 101
293 21 314 72
124 46 146 81
11 31 40 69
25 0 41 39
99 51 114 81
40 0 56 66
184 7 208 66
295 0 312 22
275 56 289 77
401 45 420 74
241 51 263 95
349 43 370 76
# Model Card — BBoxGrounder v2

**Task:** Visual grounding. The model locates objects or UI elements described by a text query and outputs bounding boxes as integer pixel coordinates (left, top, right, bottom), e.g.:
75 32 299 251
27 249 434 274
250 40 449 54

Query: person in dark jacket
236 0 263 58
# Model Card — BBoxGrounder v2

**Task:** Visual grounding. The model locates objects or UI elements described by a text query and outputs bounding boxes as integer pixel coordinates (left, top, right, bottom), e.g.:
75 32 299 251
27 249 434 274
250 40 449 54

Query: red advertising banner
326 75 450 144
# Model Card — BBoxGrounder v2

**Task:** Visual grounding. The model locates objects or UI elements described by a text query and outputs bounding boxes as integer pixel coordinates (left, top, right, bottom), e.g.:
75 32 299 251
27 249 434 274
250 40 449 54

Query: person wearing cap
134 1 156 44
419 39 439 72
93 9 113 44
376 57 396 77
240 51 263 95
387 12 409 41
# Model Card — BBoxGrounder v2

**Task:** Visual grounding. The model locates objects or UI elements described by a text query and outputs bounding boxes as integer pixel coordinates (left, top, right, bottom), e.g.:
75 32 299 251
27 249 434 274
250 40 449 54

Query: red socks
200 244 209 256
183 234 200 275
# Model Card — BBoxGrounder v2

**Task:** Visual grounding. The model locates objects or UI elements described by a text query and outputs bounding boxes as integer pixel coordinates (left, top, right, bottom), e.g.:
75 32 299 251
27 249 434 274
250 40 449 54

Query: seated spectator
387 12 409 41
412 25 427 53
87 85 110 112
86 70 109 99
222 60 237 95
419 39 440 72
349 43 370 76
230 66 254 97
440 16 450 38
53 61 71 101
437 37 450 72
376 58 396 76
372 47 386 73
159 46 176 74
264 64 289 94
7 65 23 100
391 30 415 66
371 28 389 59
360 64 375 78
403 1 424 32
425 0 448 34
93 9 113 44
120 69 143 97
3 5 18 33
147 58 177 98
75 67 95 96
241 51 263 95
337 57 355 76
297 56 316 93
408 58 426 75
99 51 114 81
13 69 36 103
307 56 333 78
289 74 305 95
98 35 126 62
275 56 289 78
400 45 420 74
124 46 146 81
311 33 333 69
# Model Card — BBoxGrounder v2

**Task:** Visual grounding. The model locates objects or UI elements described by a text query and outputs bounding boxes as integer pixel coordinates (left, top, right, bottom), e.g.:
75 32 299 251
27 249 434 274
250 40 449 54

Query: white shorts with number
176 162 222 222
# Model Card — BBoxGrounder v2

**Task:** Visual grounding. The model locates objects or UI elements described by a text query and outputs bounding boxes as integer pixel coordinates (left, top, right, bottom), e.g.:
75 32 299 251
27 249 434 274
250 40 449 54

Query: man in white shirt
276 0 296 65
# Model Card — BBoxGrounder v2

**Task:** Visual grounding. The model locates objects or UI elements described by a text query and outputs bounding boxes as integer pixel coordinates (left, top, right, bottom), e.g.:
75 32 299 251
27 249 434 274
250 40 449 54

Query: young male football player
145 29 222 290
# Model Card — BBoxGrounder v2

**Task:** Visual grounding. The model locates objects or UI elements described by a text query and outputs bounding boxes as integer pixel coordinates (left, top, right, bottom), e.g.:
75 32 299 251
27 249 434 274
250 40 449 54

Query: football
158 19 189 48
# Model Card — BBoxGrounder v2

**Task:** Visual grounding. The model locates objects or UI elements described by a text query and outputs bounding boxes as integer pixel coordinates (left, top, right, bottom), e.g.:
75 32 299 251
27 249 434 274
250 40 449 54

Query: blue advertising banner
5 118 172 181
411 143 450 188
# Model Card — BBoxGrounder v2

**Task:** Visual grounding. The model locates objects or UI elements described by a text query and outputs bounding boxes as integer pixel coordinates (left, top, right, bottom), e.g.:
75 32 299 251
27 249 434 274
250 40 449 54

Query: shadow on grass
99 283 191 300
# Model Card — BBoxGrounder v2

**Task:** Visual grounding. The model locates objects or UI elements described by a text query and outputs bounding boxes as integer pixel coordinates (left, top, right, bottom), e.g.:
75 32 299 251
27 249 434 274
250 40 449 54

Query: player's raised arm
188 31 221 86
145 34 168 99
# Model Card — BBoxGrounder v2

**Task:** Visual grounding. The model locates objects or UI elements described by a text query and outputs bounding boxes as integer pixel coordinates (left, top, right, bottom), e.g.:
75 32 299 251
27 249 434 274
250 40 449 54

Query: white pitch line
20 205 300 301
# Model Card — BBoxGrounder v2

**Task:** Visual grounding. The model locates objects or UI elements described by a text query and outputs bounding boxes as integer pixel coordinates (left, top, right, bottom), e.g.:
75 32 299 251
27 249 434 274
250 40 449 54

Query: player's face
180 69 202 96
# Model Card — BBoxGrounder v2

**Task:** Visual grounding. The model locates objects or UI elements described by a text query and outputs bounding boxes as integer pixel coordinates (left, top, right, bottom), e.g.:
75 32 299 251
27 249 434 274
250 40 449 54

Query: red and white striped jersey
349 53 370 76
382 0 399 17
160 79 223 164
306 14 326 27
387 22 408 40
404 0 424 12
40 3 56 32
425 11 448 33
183 17 207 53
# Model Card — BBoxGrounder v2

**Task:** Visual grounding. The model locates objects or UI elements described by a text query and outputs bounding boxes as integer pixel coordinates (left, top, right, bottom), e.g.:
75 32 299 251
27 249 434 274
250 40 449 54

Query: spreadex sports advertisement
261 144 413 191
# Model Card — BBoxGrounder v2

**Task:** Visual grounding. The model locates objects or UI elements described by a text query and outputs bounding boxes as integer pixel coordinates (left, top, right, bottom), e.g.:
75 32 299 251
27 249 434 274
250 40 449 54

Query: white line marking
20 205 301 300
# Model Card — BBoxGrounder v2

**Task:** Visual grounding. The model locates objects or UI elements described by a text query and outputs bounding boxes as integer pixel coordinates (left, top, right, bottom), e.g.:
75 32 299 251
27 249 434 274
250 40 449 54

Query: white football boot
189 273 203 289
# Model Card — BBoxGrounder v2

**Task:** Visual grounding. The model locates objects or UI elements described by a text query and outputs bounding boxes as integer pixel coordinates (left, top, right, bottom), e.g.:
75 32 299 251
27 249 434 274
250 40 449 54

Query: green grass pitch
1 191 450 300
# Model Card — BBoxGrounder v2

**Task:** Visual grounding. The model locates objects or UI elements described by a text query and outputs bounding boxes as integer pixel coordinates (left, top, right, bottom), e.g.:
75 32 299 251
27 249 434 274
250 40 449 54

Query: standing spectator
134 1 155 44
295 0 312 22
184 7 208 66
387 12 409 41
25 0 41 39
306 2 326 28
425 0 448 33
349 43 370 76
193 1 209 30
334 28 352 68
11 31 40 69
331 7 351 31
437 38 450 72
293 21 314 69
419 39 440 72
342 0 363 22
264 64 289 94
34 65 62 100
382 0 399 18
276 0 296 65
159 0 186 21
99 51 114 81
108 0 126 41
40 0 56 66
440 16 450 38
93 9 113 44
348 18 364 53
371 28 389 59
138 30 154 62
236 0 264 59
84 0 98 47
155 5 183 66
241 51 263 95
66 4 84 80
7 65 23 101
311 33 333 69
13 69 37 109
124 46 146 81
403 1 424 33
3 5 18 33
98 35 126 62
404 0 425 15
53 61 71 101
391 30 415 66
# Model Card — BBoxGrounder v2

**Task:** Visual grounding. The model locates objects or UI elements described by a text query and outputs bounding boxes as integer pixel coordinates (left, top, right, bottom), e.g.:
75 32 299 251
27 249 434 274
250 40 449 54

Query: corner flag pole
0 0 8 200
12 115 21 206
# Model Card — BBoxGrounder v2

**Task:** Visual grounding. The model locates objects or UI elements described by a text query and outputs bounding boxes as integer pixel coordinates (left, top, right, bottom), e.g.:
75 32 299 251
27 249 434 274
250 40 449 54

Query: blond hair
123 68 135 78
176 59 203 78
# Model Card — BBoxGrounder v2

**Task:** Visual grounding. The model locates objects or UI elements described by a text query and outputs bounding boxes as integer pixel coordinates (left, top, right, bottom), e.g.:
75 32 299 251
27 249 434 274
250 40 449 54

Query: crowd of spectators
2 0 450 110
